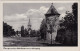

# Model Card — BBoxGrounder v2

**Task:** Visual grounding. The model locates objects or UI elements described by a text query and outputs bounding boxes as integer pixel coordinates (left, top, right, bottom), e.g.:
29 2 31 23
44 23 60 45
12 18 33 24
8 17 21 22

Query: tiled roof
45 3 60 16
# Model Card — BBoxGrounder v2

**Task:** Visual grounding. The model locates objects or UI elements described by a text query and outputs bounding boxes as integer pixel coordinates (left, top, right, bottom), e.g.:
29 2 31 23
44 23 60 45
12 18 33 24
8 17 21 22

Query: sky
3 3 73 31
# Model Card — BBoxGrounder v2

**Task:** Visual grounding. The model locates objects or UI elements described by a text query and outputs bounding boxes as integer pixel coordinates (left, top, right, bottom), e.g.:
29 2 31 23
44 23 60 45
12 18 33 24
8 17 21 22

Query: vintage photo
3 2 78 46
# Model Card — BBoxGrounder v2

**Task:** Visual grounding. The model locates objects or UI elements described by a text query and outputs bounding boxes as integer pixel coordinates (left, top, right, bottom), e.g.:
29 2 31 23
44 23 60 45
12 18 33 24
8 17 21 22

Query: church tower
45 3 60 44
27 18 32 37
28 18 31 29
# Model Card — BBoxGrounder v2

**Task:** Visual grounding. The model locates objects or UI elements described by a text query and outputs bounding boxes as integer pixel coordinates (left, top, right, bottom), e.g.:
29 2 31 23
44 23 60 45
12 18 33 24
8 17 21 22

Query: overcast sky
3 3 73 31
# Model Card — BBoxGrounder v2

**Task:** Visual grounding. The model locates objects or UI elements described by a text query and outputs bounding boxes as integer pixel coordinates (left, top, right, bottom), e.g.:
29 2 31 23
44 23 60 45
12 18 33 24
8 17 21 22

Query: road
3 37 48 46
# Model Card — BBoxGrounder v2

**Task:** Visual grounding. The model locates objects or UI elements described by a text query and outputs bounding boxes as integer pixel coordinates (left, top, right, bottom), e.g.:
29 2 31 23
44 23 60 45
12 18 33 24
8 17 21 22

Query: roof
45 3 60 16
28 18 31 26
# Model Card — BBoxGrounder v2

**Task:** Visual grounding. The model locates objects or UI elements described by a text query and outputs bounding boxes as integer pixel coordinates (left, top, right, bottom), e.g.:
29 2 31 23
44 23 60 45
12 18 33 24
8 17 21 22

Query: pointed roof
21 25 24 27
45 3 60 16
28 18 31 26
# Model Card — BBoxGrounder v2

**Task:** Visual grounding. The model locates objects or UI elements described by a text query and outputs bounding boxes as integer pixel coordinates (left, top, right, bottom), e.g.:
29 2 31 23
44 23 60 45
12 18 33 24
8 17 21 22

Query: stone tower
45 3 60 44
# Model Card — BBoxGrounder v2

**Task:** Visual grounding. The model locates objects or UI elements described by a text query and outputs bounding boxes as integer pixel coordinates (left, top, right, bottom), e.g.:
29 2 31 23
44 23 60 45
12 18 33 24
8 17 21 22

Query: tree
63 13 74 31
40 19 47 40
72 3 78 45
61 3 78 45
72 3 78 23
3 22 15 37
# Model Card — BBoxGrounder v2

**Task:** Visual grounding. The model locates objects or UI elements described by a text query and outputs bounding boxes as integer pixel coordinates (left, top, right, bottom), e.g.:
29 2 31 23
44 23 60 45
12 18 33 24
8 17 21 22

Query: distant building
27 18 32 37
20 18 32 37
15 30 21 37
24 28 28 37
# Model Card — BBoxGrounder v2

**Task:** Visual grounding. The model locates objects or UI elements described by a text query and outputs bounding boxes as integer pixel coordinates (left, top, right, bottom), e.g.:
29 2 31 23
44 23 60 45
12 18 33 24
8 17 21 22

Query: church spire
45 3 60 16
28 18 31 27
28 18 31 31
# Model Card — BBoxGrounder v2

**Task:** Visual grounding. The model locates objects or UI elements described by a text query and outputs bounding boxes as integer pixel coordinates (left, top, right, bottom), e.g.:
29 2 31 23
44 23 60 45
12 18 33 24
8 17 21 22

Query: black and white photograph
3 2 78 47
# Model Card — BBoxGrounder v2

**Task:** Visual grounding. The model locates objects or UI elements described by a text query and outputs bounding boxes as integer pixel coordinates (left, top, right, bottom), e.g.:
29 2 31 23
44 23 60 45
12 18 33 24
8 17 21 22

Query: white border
0 1 80 51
